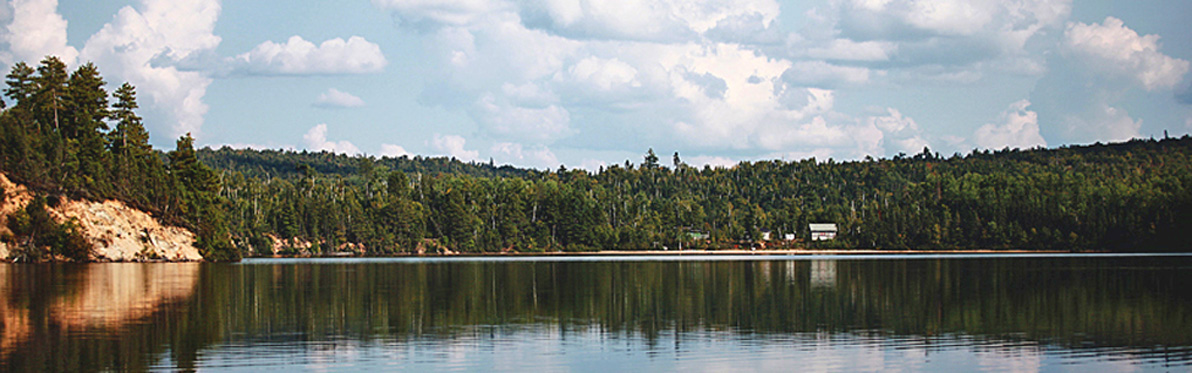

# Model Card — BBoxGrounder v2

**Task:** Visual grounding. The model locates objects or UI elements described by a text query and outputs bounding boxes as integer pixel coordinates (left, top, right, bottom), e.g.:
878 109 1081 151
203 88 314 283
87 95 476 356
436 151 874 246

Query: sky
1 0 1190 170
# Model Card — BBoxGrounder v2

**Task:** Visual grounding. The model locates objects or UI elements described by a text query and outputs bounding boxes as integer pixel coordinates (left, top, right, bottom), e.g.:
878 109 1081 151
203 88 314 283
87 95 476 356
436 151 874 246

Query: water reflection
2 256 1191 371
810 259 836 288
1 263 200 370
51 263 199 327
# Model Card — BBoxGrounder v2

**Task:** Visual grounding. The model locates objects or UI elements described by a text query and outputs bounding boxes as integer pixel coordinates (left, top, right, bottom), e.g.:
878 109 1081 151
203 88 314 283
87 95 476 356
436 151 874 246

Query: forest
2 56 1190 260
0 56 236 261
210 138 1191 254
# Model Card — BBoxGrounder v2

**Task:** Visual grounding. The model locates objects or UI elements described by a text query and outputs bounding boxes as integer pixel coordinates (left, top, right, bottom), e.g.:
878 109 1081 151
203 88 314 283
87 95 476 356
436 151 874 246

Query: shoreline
259 248 1086 259
8 249 1188 263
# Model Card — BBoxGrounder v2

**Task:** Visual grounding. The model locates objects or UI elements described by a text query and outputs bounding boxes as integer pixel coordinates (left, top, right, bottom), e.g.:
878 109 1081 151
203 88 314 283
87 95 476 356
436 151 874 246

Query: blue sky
2 0 1190 170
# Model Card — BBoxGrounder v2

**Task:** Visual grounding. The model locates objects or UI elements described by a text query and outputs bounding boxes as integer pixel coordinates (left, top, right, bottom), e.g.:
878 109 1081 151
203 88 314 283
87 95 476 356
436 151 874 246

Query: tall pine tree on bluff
0 56 239 261
169 133 239 261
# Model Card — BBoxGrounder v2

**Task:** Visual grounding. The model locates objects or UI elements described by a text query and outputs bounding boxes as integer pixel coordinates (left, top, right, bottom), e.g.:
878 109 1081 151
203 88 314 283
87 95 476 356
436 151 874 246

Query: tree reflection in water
2 256 1191 371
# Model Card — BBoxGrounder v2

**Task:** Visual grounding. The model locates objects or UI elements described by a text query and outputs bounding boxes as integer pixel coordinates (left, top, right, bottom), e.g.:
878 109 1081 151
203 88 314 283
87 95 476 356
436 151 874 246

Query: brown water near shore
0 263 199 362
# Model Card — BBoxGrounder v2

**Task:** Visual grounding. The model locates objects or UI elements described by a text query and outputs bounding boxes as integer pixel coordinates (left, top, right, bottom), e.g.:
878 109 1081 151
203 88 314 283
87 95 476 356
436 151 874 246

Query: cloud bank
3 0 1189 169
372 0 1097 162
232 36 388 75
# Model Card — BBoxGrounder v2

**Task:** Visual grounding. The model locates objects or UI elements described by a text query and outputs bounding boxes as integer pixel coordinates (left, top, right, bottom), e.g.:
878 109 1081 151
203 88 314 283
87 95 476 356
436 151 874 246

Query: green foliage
4 62 36 106
197 146 533 180
4 54 1189 258
0 56 238 261
169 133 238 261
209 140 1192 254
4 195 91 261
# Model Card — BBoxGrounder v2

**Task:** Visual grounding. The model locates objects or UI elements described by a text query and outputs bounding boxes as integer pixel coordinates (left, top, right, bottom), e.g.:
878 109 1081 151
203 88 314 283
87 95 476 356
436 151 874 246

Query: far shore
256 248 1089 259
9 249 1179 263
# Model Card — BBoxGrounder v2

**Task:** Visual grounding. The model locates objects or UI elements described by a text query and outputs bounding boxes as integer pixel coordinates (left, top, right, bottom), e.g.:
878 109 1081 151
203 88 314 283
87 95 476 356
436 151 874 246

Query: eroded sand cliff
0 173 202 262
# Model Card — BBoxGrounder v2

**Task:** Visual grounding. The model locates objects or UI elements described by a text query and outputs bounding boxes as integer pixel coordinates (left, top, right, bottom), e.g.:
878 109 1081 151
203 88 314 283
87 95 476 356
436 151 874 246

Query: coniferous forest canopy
2 56 1191 260
0 56 235 261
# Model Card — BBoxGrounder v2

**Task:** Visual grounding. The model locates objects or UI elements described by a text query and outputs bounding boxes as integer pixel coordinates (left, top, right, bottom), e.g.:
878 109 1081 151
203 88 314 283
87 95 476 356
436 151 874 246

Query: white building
809 223 837 241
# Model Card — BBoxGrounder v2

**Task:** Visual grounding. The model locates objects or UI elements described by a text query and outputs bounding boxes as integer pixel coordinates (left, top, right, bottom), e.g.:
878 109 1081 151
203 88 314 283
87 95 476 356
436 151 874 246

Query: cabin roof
809 223 838 232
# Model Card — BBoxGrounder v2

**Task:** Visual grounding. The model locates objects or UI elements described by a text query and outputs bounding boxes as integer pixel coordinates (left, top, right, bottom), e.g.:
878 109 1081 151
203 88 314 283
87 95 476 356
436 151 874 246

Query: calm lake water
2 254 1191 372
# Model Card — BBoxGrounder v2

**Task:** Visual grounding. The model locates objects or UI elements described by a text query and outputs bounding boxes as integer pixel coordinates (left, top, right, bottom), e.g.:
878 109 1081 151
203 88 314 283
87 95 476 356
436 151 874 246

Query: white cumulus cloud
491 142 559 169
833 0 1070 39
519 0 781 42
384 1 904 160
2 0 77 65
577 159 608 172
687 155 738 169
314 88 366 108
1032 17 1184 144
1063 17 1190 91
380 143 412 158
974 100 1046 150
1062 103 1142 144
430 133 480 161
801 39 896 62
373 0 509 28
817 0 1072 81
304 123 361 155
372 0 1192 163
863 107 930 156
233 35 387 75
471 93 572 142
80 0 221 140
783 60 873 87
565 56 640 92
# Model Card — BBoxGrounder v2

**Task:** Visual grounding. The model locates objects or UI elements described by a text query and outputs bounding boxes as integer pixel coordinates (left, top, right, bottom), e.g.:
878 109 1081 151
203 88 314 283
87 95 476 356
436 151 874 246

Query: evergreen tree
64 63 108 139
170 133 238 261
33 56 68 133
64 62 110 193
0 56 239 262
643 148 659 169
108 83 150 156
387 170 410 199
3 62 37 108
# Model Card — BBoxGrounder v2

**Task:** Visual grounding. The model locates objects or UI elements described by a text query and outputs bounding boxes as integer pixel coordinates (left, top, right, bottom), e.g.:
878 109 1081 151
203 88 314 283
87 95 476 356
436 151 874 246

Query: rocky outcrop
0 173 202 262
0 174 28 261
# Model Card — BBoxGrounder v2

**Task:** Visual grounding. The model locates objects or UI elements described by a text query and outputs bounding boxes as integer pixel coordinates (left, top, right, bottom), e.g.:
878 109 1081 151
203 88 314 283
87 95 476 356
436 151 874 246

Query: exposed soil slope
0 173 201 262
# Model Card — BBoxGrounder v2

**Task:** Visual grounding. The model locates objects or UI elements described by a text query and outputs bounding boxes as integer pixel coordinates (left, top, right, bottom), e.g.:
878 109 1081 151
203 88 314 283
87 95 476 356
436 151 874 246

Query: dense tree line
4 56 1190 260
198 146 532 180
0 56 236 261
215 139 1191 255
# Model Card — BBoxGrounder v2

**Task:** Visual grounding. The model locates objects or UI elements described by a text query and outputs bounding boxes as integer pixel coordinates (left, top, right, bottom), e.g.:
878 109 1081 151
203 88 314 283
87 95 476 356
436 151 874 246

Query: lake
2 254 1191 371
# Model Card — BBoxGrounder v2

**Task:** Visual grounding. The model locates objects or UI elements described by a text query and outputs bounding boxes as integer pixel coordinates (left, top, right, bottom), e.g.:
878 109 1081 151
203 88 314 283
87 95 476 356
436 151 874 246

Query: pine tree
33 56 68 133
643 148 659 169
108 83 150 154
65 63 108 138
107 83 156 203
3 62 37 109
65 62 110 193
170 133 238 261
